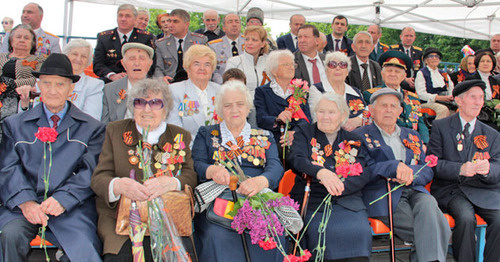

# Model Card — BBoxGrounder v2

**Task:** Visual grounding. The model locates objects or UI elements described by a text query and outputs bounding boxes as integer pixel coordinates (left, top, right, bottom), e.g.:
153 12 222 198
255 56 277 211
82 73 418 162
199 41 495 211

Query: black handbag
206 189 245 230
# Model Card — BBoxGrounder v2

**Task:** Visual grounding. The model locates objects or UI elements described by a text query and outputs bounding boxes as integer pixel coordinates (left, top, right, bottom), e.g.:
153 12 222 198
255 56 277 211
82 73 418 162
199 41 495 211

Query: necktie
51 115 60 129
360 63 370 91
231 41 239 56
176 39 184 73
308 58 321 84
406 49 410 57
122 35 128 45
334 39 341 51
463 122 470 138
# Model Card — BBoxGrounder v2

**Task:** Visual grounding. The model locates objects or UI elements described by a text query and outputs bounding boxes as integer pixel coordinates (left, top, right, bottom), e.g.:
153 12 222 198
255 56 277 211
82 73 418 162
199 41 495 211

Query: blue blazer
354 123 433 217
0 102 105 260
427 114 500 211
313 82 366 118
192 124 284 190
277 33 297 52
287 123 371 212
254 82 312 144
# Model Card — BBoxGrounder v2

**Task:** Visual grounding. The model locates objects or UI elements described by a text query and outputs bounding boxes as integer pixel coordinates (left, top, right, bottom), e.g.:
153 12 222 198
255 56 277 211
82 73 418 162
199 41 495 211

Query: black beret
452 79 486 97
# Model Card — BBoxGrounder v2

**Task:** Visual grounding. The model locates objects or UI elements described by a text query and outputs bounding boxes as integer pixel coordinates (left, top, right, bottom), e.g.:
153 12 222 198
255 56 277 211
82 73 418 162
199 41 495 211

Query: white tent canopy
67 0 500 41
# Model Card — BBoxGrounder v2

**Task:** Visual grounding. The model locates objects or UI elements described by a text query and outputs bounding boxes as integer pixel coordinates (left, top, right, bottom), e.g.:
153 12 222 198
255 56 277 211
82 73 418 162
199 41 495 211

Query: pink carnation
425 154 438 167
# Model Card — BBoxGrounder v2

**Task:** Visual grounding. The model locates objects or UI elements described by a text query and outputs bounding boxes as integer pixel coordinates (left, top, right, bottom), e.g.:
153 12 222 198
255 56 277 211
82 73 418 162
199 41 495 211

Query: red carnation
300 249 312 261
258 238 277 250
35 127 58 143
425 155 438 167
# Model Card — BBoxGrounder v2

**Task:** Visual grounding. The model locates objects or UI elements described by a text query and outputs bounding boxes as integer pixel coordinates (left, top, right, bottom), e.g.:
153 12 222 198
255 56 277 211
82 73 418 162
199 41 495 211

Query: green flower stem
297 194 331 244
369 161 430 206
282 120 290 161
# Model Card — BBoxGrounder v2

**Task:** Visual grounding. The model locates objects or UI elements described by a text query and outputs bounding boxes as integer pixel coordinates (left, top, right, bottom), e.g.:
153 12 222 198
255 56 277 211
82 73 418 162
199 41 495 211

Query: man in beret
102 42 154 123
354 88 450 262
427 79 500 262
93 4 155 83
0 53 104 261
363 50 430 143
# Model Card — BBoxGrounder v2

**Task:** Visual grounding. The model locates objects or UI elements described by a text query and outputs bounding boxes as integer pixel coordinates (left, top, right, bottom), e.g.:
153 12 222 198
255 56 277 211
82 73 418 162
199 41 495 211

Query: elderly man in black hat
354 88 451 262
363 50 430 143
415 47 455 120
0 53 104 261
427 79 500 262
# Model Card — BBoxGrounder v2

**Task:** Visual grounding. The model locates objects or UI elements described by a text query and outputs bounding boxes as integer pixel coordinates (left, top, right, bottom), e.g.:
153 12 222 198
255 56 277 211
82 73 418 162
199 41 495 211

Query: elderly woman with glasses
192 80 284 262
254 49 311 155
91 78 197 260
168 44 221 144
1 25 44 126
308 51 366 131
414 47 455 120
287 92 372 261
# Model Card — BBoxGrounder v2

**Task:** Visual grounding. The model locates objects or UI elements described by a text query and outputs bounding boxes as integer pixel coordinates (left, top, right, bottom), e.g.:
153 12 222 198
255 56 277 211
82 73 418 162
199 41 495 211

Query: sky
2 0 290 47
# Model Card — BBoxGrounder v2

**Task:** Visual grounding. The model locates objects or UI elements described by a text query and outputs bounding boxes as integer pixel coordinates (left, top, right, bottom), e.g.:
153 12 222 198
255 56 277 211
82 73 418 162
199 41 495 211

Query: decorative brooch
363 133 380 149
117 89 126 104
349 99 365 114
211 129 271 166
403 133 421 164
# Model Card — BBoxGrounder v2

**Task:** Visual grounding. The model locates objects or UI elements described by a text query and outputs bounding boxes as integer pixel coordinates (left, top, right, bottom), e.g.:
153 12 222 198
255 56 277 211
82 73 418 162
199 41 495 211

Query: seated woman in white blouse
415 47 455 119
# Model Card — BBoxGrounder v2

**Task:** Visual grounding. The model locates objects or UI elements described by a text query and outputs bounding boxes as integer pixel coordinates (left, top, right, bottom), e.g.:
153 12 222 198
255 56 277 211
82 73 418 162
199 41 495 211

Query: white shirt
478 71 493 100
375 122 406 163
301 52 327 84
415 66 454 102
356 56 373 88
117 30 132 43
291 33 298 49
174 35 187 50
124 80 134 119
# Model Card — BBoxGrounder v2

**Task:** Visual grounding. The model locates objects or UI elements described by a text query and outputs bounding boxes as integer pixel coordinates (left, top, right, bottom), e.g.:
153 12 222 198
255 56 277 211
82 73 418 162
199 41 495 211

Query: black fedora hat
32 53 80 83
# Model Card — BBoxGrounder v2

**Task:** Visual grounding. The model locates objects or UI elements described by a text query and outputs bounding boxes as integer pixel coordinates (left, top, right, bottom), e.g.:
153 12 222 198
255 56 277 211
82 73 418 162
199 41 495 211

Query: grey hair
214 80 254 117
353 31 373 45
170 9 190 23
117 4 138 17
313 91 350 126
324 51 352 72
63 39 93 67
265 49 295 81
137 9 149 18
126 79 173 119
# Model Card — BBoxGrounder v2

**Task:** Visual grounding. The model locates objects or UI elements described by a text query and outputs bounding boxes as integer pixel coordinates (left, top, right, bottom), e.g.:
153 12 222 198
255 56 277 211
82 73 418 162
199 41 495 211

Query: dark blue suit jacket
313 82 366 118
0 102 105 260
324 35 354 56
427 114 500 211
254 82 312 144
354 123 433 217
277 33 297 52
192 124 284 190
287 123 371 212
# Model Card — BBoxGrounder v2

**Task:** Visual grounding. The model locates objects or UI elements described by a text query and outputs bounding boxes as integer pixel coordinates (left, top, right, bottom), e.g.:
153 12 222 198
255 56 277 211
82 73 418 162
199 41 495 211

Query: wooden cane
386 179 395 262
229 176 251 262
28 91 41 109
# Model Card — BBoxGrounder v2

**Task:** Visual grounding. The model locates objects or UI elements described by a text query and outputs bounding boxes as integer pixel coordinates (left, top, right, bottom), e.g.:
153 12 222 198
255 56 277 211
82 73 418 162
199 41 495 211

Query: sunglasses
1 21 10 25
427 54 441 59
133 98 164 110
327 61 348 69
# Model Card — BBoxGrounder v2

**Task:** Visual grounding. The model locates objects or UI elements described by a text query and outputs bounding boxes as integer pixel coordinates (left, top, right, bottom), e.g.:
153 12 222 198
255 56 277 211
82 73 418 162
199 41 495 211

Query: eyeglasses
327 61 348 69
280 63 298 68
133 98 164 110
427 54 441 59
1 21 10 25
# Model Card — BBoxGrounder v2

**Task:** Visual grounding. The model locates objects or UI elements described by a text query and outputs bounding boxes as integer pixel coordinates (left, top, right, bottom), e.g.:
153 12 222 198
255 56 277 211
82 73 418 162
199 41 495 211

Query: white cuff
106 72 116 79
108 177 121 203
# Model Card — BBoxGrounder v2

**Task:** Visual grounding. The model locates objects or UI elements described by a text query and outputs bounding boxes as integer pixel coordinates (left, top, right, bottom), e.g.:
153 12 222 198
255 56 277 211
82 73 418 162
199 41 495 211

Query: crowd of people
0 2 499 262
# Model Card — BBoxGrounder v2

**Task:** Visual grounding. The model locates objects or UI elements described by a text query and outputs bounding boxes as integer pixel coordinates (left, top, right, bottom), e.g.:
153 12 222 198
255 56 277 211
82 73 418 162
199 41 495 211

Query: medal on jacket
457 133 464 151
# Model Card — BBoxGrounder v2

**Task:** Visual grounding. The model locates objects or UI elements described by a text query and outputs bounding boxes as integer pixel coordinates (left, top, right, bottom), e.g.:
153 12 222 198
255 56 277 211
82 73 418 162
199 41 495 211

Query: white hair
313 91 350 125
63 39 93 67
324 51 352 72
265 49 295 81
214 80 254 116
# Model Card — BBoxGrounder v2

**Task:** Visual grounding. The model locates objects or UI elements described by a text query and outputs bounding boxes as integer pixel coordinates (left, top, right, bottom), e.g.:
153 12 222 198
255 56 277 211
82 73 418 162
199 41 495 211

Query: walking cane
229 176 251 262
28 91 40 109
292 174 312 255
386 179 395 262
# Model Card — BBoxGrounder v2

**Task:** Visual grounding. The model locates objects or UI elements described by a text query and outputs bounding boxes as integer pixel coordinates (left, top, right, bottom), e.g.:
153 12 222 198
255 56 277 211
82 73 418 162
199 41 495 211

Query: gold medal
248 155 254 162
179 111 184 117
169 164 175 170
129 156 139 165
457 144 463 151
253 158 260 166
241 153 248 159
260 159 265 165
174 144 180 150
179 150 186 157
154 162 162 169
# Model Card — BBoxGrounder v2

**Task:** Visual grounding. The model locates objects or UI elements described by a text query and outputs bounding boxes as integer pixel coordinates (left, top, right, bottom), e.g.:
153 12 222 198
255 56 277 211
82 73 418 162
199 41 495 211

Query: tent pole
63 0 69 47
68 0 74 43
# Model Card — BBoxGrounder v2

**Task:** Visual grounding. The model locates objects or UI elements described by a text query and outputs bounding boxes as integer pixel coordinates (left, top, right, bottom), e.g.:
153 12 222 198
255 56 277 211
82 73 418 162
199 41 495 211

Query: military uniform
153 32 208 79
390 43 423 78
92 27 155 81
0 29 61 57
208 35 244 83
369 41 389 62
363 86 429 143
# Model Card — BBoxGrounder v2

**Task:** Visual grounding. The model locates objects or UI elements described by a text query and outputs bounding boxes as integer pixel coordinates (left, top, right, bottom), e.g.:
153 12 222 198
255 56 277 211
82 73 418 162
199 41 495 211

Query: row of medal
364 134 381 149
178 94 201 117
310 137 332 167
211 129 271 166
